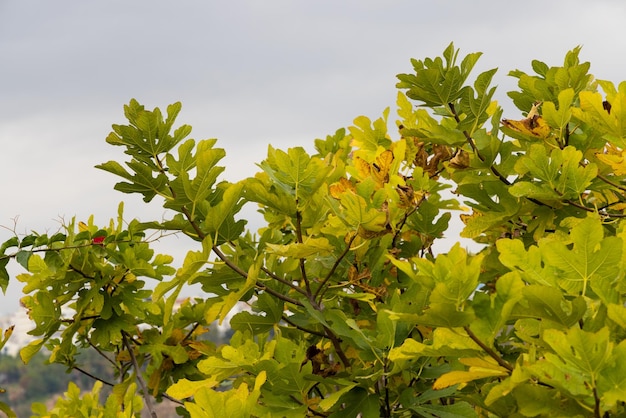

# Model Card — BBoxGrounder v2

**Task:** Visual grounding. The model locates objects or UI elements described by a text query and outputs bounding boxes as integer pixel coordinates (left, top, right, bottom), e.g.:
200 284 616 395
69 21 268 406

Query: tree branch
87 337 120 371
122 331 157 418
593 386 602 418
211 245 304 307
281 315 326 338
72 365 115 387
463 326 513 372
314 232 357 304
295 209 313 296
323 325 350 369
260 266 308 296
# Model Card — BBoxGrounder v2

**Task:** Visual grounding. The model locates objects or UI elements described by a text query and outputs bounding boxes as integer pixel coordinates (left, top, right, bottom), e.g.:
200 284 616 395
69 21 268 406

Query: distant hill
0 307 37 356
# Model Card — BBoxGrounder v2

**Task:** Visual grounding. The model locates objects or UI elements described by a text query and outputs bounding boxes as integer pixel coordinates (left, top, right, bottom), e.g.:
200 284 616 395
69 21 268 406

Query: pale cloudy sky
1 0 625 313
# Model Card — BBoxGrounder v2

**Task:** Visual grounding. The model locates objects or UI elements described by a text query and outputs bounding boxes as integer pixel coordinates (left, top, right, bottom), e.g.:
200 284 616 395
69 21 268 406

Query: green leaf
397 42 481 108
510 145 597 200
528 327 612 402
0 402 16 418
201 182 244 237
319 383 357 412
512 285 586 328
540 215 622 297
416 304 475 328
573 90 626 145
230 311 277 334
349 112 392 152
543 327 611 378
458 68 498 134
19 339 45 364
331 191 388 233
416 243 483 308
266 237 334 259
598 340 626 408
401 109 467 146
327 387 379 418
607 303 626 329
96 159 169 202
166 138 197 176
410 401 478 418
242 175 297 215
497 239 555 287
15 250 32 269
390 328 482 363
542 88 574 132
258 146 329 203
0 257 9 294
180 139 226 216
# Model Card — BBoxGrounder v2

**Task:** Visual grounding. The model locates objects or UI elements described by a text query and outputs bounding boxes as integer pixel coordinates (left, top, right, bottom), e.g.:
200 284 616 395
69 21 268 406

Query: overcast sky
1 0 625 314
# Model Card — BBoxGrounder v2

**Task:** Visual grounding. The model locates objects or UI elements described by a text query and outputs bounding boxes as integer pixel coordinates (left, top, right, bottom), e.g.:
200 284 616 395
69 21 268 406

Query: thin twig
73 366 115 387
281 315 326 338
87 337 120 371
161 393 184 406
463 326 513 372
260 266 308 296
182 322 200 342
211 246 304 307
314 233 357 304
295 209 312 296
122 331 157 418
597 172 626 192
178 199 308 306
323 325 350 369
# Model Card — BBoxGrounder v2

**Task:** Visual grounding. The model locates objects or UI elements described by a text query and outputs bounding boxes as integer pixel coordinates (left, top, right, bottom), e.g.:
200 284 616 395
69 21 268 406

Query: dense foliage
2 43 626 417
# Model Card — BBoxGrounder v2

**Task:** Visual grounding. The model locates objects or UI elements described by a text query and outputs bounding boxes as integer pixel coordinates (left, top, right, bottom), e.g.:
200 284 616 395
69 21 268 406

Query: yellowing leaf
329 177 356 199
501 114 551 139
318 383 357 411
573 90 626 145
352 150 394 188
349 110 391 152
354 156 372 180
372 150 394 186
448 149 470 169
459 356 507 369
433 360 509 390
595 145 626 175
166 378 219 400
266 237 334 258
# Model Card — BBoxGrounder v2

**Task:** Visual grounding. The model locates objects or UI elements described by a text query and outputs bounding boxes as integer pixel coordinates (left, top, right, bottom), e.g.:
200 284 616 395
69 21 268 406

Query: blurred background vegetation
0 323 233 417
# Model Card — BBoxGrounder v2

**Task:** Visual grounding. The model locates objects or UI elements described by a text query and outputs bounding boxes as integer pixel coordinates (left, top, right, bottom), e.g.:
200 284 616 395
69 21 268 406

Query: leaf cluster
4 42 626 417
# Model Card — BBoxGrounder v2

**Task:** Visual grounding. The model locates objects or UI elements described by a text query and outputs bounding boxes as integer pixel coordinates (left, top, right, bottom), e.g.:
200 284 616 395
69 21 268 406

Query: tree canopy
2 43 626 417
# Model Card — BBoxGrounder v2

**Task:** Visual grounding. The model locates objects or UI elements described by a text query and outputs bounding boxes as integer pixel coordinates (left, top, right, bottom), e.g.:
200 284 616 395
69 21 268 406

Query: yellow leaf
609 203 626 211
595 145 626 176
433 365 508 390
502 103 552 140
434 357 509 390
459 356 506 369
254 370 267 391
2 326 14 341
166 378 219 399
354 156 372 179
329 177 356 199
371 150 394 186
353 150 394 188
